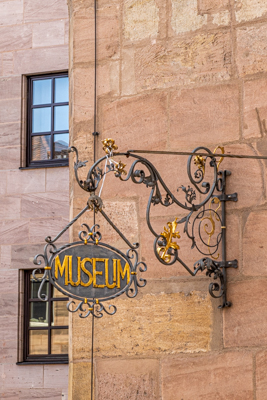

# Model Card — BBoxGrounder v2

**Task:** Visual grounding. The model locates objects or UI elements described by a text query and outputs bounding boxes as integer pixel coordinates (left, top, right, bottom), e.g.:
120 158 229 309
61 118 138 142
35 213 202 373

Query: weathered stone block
73 63 119 123
171 0 207 34
162 351 253 399
134 31 232 90
243 211 267 276
235 0 267 23
96 359 159 399
68 362 92 400
3 364 43 389
0 197 20 220
46 167 69 193
13 46 68 75
198 0 229 13
21 192 69 219
6 169 45 194
236 24 267 77
29 217 69 243
221 144 264 209
123 0 160 42
24 0 68 22
2 53 14 76
19 389 63 399
243 77 267 139
0 123 20 147
73 6 120 63
11 243 48 270
32 21 65 48
224 280 267 347
0 245 11 269
102 92 168 151
0 99 20 124
72 291 212 359
169 84 239 150
0 0 23 26
0 25 32 53
0 220 29 245
44 365 69 389
256 350 267 400
0 77 21 100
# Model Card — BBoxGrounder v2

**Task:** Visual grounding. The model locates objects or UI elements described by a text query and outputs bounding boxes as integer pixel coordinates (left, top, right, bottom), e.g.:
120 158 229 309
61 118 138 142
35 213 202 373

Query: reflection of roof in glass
32 136 50 161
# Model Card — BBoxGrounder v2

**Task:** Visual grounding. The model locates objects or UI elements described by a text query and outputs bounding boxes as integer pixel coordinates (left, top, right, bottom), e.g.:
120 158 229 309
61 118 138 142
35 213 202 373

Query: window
27 73 69 167
23 270 69 363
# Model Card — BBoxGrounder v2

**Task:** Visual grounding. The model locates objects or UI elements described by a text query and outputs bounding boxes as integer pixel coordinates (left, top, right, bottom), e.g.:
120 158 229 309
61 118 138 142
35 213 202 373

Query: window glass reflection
55 77 69 103
51 329 68 354
30 302 49 327
54 133 69 159
54 106 69 131
29 330 48 355
33 79 52 105
32 107 51 133
52 301 69 326
31 135 51 161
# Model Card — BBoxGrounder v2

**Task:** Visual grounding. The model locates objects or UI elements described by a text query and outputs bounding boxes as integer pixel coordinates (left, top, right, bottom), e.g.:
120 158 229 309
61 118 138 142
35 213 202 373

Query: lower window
23 270 69 363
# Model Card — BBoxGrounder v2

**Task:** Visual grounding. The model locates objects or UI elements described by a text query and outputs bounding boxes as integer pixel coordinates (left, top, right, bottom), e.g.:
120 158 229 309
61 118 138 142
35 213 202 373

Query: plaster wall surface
68 0 267 399
0 0 69 397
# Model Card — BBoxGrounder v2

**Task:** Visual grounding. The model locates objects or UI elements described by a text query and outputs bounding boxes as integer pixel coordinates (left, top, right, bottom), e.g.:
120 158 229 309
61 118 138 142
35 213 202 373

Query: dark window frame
27 72 69 168
23 270 69 364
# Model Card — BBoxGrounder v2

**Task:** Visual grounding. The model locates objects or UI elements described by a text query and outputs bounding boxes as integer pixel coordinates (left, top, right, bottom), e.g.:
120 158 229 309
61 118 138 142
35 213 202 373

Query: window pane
54 105 69 131
55 77 69 103
30 274 48 299
31 135 51 161
51 329 68 354
32 107 51 133
29 330 48 355
33 79 52 105
52 301 69 326
30 302 49 327
54 133 69 159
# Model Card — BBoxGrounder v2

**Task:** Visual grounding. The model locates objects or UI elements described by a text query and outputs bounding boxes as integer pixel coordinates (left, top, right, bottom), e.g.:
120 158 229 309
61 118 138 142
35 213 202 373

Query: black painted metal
66 145 238 309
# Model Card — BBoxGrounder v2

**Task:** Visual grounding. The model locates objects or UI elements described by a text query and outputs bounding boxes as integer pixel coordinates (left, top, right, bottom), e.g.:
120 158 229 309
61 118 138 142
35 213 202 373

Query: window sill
19 163 69 170
17 359 68 365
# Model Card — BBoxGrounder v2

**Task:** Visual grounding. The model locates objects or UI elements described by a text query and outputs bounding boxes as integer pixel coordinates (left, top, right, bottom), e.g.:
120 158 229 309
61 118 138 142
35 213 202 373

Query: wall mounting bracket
68 140 239 308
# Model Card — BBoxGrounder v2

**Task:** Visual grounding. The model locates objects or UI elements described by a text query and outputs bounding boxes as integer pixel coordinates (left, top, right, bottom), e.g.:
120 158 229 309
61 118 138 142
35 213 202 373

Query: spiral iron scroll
68 141 234 307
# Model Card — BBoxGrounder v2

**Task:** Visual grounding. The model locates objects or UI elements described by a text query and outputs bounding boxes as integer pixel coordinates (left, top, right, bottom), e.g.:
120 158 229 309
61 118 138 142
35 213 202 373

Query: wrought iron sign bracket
64 140 240 310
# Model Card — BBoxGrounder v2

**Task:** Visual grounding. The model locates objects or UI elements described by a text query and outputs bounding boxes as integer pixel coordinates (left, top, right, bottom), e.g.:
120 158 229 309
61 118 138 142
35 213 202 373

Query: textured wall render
68 0 267 398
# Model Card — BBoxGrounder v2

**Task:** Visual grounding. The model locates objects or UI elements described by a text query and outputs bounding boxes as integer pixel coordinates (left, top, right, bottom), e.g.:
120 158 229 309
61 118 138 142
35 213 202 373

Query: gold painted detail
84 298 87 304
84 239 87 245
115 161 127 177
221 226 226 229
157 218 181 263
194 155 205 175
102 138 127 179
95 299 99 304
54 255 130 289
131 271 137 275
102 138 118 155
201 197 221 260
95 239 99 245
193 145 225 177
45 266 51 270
213 145 224 171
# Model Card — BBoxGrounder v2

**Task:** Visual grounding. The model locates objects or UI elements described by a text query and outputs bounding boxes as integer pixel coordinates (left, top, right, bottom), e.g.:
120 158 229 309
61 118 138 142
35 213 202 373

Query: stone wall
68 0 267 398
0 0 69 398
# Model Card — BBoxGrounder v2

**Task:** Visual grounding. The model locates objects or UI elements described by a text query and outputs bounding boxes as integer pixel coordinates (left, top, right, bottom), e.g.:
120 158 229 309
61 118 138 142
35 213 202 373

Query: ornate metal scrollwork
68 139 238 308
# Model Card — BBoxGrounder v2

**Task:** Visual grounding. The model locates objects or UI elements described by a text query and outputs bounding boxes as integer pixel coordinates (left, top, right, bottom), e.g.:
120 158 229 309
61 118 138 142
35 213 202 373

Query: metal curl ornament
66 140 238 309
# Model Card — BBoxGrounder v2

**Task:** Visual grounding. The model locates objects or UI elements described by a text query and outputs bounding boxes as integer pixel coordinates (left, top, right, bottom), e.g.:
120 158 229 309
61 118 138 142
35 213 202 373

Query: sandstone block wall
0 0 69 397
68 0 267 399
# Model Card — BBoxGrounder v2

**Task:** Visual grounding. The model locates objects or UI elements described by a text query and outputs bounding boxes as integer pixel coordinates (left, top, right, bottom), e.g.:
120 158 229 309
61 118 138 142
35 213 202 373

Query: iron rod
127 149 267 160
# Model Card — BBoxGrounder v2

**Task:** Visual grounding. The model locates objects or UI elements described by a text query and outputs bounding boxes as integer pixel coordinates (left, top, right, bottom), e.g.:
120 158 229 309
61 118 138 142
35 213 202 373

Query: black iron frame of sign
67 139 239 310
